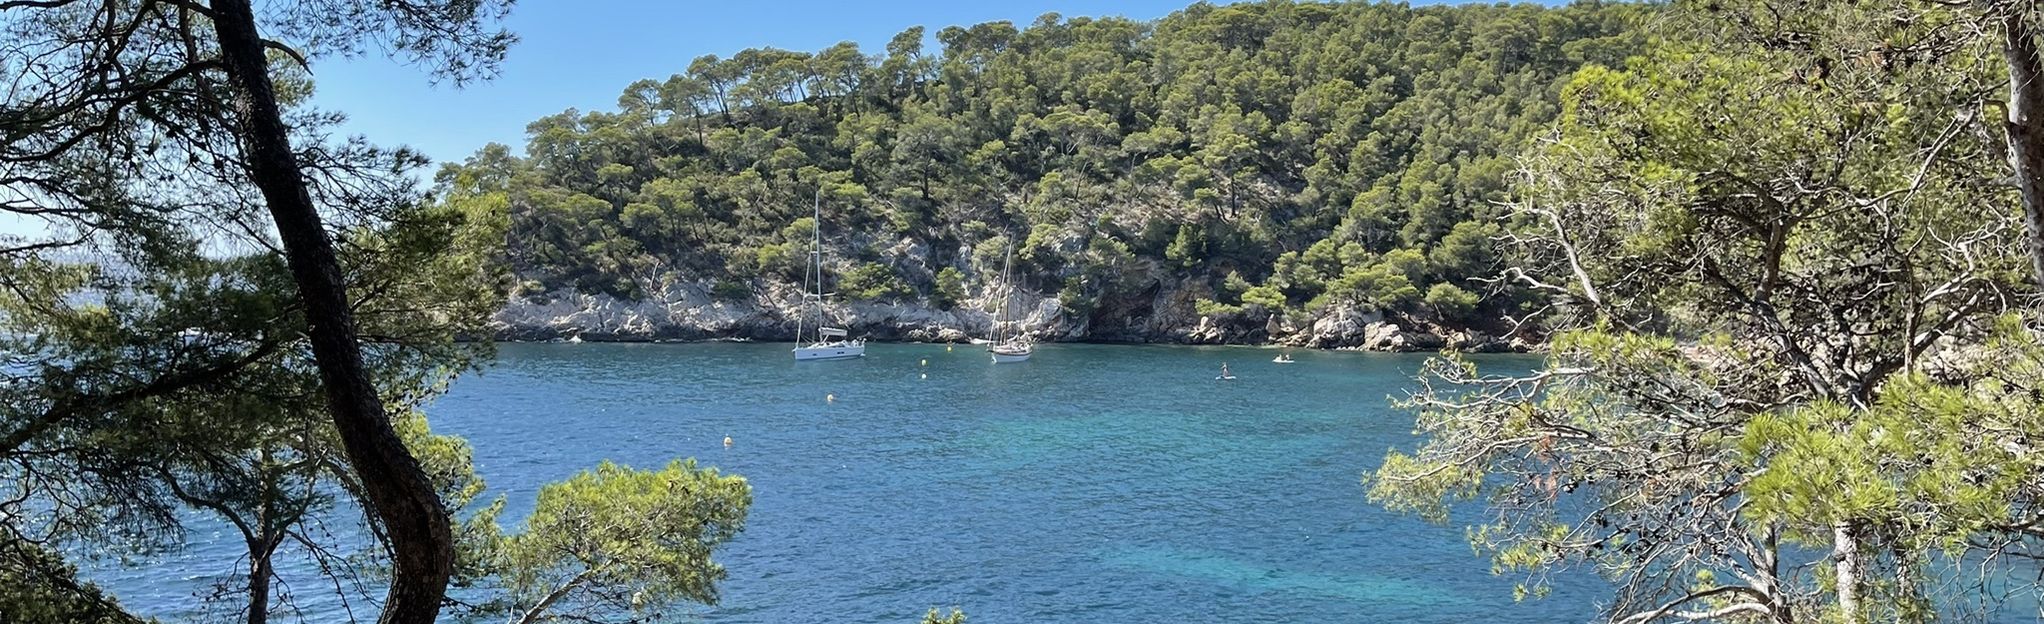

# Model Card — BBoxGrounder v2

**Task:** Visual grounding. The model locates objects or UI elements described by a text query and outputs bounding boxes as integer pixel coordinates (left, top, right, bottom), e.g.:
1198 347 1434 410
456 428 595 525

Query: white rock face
1303 306 1383 348
493 278 1080 343
492 277 1511 352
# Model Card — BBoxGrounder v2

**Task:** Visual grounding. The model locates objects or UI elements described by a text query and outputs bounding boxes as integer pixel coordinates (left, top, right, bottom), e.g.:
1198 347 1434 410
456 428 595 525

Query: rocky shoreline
493 280 1533 353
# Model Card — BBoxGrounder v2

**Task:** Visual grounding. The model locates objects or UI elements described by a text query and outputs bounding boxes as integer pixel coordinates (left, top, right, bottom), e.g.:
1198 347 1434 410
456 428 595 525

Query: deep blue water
91 342 1623 623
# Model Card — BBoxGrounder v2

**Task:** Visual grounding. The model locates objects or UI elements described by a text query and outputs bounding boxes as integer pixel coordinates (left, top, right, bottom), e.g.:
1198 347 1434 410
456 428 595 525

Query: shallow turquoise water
91 342 1622 623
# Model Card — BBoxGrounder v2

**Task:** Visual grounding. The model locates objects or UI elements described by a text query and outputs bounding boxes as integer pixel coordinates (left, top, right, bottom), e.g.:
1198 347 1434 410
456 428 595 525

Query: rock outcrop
493 278 1528 353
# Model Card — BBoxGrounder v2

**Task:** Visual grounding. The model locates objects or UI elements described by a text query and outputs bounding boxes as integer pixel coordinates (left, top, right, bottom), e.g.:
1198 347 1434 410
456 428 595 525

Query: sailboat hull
989 347 1032 363
794 342 866 361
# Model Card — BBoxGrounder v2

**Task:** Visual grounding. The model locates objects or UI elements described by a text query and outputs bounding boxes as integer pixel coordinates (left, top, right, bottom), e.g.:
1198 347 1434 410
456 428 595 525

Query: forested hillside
439 0 1652 346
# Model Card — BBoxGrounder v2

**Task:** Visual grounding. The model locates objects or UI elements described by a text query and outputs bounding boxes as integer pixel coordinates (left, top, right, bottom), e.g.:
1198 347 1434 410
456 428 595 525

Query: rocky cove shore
493 281 1533 353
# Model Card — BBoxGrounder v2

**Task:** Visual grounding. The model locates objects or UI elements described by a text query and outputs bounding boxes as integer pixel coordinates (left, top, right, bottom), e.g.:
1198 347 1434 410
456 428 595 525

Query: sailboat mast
997 246 1014 344
813 187 823 296
805 188 823 345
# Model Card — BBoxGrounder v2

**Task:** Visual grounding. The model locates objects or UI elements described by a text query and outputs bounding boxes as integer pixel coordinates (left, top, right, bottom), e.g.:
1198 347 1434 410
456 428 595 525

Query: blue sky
308 0 1550 169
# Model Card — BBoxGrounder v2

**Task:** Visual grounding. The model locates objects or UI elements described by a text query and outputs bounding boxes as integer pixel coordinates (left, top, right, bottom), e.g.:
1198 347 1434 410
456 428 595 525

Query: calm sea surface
93 342 1622 623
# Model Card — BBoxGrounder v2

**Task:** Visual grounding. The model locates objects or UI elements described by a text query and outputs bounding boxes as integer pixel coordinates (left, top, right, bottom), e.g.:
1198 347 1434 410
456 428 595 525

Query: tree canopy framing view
4 0 2044 623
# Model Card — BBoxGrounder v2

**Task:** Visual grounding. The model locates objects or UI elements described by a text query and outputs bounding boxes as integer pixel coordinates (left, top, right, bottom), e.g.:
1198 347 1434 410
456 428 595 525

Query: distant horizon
307 0 1565 173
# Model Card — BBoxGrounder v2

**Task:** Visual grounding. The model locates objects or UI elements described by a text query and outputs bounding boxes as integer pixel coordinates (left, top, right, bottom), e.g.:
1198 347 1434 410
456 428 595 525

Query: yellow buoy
921 359 928 366
946 343 954 352
723 436 733 448
827 393 836 403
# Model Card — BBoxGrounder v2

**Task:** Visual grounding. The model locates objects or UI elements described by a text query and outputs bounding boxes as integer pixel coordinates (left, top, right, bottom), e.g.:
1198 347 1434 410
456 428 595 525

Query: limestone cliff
493 277 1530 353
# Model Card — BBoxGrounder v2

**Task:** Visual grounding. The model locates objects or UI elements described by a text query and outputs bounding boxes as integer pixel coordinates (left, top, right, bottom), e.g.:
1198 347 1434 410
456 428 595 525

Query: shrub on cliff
841 263 914 301
933 267 968 309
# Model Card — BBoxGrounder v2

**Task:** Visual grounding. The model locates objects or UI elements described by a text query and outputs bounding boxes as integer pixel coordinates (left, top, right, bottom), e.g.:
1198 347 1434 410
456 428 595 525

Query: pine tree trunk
1833 523 1861 624
2002 8 2044 291
207 1 453 622
246 548 272 624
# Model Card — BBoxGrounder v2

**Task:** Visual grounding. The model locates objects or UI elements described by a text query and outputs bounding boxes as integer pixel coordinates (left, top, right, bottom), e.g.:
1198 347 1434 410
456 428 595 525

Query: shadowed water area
94 342 1627 622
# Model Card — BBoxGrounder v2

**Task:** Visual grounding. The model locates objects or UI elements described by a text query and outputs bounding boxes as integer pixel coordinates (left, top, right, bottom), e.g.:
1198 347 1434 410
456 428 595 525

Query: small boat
987 246 1032 363
1272 353 1295 364
792 189 864 361
1216 362 1236 380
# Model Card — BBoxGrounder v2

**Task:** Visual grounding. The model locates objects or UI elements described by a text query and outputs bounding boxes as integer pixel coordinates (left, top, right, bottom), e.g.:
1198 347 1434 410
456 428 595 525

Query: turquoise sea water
95 342 1621 623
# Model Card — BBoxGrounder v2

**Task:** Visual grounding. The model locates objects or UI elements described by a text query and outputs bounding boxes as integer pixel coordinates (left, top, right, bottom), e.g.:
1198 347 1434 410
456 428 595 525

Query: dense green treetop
1369 1 2044 622
442 0 1651 331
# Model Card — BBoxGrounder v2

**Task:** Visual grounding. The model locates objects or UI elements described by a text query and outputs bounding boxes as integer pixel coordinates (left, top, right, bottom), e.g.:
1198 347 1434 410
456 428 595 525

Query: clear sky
307 0 1547 170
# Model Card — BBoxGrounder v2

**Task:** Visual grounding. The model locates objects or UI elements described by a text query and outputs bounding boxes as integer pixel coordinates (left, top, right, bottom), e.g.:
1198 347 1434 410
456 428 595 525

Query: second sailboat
988 246 1032 363
793 189 865 361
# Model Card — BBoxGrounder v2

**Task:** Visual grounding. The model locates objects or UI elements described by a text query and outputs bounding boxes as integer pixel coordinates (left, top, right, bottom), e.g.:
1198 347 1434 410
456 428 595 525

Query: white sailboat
793 189 865 361
988 246 1032 363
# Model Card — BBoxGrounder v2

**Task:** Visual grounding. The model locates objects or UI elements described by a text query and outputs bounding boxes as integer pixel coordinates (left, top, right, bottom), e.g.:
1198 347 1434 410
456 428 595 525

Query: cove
94 342 1611 623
